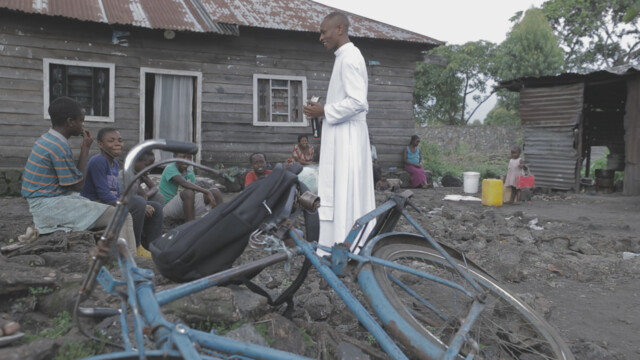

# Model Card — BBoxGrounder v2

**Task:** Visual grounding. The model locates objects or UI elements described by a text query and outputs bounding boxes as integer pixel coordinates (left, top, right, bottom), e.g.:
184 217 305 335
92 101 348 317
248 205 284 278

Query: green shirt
159 163 196 203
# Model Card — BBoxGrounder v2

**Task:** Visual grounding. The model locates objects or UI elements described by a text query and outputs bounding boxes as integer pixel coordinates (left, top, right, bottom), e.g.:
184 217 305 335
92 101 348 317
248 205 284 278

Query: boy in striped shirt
21 96 136 251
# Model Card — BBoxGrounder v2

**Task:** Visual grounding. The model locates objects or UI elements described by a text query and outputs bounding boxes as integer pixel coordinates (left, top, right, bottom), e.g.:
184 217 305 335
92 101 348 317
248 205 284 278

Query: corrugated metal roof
499 64 640 91
0 0 442 45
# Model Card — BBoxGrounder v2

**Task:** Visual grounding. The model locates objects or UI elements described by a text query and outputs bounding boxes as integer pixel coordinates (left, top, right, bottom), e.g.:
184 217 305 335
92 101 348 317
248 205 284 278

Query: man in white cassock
303 12 376 255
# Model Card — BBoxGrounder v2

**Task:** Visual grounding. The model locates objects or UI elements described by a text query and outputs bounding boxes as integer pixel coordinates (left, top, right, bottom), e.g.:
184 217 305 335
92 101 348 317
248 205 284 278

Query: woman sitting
403 135 430 189
287 135 318 193
291 135 315 165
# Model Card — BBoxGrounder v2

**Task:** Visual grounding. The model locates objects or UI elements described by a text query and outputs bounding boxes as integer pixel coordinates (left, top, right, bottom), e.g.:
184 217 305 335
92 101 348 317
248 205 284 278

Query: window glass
253 75 307 126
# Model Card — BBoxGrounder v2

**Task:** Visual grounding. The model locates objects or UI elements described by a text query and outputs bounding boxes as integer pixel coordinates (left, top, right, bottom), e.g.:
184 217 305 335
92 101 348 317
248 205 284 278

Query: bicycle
75 139 574 360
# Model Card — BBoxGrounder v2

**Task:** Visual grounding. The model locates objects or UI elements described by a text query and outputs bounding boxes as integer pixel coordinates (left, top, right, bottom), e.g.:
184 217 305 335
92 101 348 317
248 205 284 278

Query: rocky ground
0 185 639 359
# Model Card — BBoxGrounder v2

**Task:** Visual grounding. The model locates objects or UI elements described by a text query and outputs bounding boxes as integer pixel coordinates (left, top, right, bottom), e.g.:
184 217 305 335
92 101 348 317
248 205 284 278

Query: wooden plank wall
0 10 425 170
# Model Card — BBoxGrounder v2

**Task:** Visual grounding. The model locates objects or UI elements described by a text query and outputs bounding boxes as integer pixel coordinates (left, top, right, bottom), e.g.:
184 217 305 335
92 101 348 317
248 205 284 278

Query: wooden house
0 0 442 171
499 65 640 196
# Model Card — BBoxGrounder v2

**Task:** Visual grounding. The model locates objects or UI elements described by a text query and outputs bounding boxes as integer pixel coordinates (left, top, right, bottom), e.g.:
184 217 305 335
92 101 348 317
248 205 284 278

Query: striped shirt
21 129 83 198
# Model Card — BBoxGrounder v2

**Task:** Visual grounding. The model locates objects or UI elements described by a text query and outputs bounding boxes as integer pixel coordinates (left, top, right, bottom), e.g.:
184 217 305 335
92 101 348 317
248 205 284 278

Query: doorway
140 68 202 163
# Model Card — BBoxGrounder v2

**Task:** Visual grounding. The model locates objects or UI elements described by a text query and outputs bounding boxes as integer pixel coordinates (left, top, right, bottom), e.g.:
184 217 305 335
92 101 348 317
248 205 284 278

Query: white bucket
463 172 480 193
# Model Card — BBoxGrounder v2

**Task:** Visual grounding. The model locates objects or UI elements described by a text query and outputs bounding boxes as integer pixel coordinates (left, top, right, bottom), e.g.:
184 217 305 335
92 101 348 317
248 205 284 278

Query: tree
414 41 497 125
541 0 640 71
496 7 565 112
484 107 519 125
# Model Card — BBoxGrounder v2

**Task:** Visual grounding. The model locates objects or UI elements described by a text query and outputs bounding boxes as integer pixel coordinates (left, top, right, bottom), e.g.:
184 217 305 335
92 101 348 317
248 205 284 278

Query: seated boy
244 152 272 187
21 96 136 250
159 153 223 222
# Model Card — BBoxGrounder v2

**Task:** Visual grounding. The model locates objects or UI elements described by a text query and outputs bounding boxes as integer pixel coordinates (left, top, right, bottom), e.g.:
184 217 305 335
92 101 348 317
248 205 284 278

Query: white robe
317 42 376 253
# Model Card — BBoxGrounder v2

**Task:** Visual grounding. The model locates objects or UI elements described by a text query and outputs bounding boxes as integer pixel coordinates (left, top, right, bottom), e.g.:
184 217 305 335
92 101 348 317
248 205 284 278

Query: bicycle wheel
364 234 573 360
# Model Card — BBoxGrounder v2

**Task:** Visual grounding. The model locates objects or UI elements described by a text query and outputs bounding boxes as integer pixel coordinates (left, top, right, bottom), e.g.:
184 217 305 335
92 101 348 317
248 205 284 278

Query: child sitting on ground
245 152 272 187
21 96 136 250
81 128 163 256
159 153 223 222
504 146 528 204
119 150 165 205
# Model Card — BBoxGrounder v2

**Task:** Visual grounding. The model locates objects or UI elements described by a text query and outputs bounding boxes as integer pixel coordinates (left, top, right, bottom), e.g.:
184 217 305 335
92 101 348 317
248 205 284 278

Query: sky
314 0 547 121
314 0 547 44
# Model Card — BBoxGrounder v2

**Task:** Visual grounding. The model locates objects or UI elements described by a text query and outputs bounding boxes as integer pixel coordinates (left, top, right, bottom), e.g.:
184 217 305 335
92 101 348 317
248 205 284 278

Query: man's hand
145 204 155 218
81 128 93 149
303 101 324 118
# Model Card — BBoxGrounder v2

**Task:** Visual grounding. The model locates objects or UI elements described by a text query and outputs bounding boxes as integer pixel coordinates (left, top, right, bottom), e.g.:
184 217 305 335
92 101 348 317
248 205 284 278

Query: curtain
153 74 193 161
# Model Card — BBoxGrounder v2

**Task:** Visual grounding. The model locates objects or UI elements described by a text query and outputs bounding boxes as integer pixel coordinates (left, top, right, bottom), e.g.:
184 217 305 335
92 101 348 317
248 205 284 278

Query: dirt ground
1 186 639 359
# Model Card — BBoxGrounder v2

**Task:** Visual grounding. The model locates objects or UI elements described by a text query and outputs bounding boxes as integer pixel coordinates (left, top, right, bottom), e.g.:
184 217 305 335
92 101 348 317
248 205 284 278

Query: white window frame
43 58 116 122
139 67 203 164
253 74 308 127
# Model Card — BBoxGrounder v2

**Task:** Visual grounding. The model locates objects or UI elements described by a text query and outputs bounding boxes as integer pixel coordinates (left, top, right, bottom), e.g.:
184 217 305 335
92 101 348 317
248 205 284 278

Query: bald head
324 12 350 33
319 12 351 51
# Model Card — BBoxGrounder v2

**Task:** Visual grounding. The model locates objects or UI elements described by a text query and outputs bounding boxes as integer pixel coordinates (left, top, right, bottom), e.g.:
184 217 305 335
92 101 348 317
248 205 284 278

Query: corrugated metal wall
624 77 640 195
520 84 584 190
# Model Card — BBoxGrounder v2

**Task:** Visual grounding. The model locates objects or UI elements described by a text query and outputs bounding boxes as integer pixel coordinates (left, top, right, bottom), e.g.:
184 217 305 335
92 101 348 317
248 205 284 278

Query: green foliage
29 286 54 296
366 334 377 346
300 328 314 348
497 8 564 81
580 148 625 182
414 41 497 126
542 0 640 71
53 341 105 360
24 311 74 342
253 322 274 346
484 106 520 125
421 143 507 181
496 7 564 112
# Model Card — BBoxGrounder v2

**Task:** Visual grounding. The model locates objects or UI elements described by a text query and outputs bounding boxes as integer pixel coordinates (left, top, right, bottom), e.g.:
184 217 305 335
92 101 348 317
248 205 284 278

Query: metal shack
499 65 640 196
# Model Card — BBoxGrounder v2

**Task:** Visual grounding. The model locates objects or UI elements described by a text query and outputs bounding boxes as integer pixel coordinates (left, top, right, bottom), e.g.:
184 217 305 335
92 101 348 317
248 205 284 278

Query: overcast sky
314 0 547 45
313 0 547 121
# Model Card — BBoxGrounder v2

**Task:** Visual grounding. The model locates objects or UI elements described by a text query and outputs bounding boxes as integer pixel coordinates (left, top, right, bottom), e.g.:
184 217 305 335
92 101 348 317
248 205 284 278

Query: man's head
135 151 155 173
173 153 192 173
249 152 267 176
48 96 85 136
320 12 350 52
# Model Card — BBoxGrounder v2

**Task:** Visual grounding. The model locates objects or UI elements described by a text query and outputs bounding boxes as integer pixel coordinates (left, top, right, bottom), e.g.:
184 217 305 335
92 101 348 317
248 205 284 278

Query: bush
420 143 506 182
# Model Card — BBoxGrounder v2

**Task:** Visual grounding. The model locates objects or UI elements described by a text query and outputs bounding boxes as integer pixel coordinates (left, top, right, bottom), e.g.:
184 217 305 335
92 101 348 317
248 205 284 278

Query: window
43 59 115 122
253 74 307 126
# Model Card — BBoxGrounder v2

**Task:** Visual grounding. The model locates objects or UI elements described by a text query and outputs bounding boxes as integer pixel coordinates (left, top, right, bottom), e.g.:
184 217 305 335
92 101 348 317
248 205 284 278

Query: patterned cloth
26 193 110 234
292 144 314 163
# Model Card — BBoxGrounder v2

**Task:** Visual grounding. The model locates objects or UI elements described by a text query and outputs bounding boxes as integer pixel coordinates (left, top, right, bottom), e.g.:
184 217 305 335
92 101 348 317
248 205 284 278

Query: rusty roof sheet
499 64 640 91
0 0 442 45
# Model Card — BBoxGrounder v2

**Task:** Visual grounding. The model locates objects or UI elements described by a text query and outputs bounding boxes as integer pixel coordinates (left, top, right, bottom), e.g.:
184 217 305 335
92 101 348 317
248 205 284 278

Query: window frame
252 74 308 127
43 58 116 122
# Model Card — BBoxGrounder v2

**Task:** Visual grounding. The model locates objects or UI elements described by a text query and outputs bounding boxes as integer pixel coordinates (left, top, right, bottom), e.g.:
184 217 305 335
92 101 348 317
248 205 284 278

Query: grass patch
24 311 73 342
53 341 105 360
421 142 506 181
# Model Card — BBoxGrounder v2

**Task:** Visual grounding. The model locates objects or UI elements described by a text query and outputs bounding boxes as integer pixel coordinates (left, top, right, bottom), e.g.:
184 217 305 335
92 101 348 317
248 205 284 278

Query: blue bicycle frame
78 139 485 360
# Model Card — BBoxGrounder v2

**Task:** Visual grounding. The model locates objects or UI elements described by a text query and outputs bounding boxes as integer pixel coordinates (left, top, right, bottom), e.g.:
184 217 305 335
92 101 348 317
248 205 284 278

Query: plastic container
482 179 503 206
463 172 480 193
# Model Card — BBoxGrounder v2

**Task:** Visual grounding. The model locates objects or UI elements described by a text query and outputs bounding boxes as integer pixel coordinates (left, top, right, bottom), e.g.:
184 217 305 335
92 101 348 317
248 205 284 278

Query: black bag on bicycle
150 163 318 283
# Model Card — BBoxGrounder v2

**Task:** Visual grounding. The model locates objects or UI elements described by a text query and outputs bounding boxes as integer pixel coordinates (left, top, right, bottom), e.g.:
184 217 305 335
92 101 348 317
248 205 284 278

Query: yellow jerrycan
481 179 503 206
